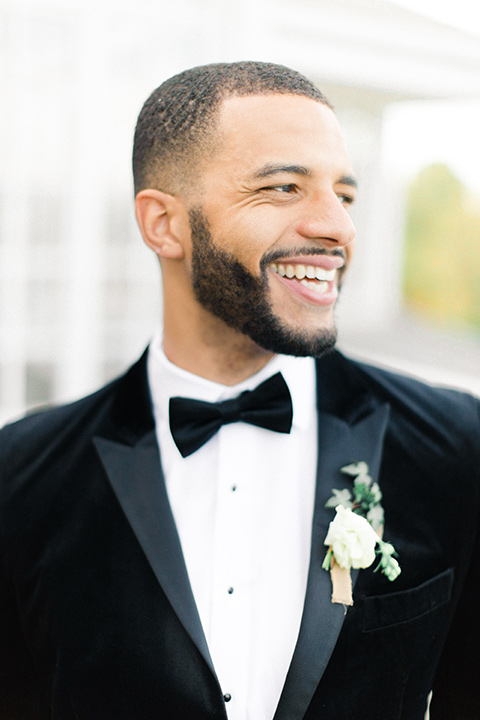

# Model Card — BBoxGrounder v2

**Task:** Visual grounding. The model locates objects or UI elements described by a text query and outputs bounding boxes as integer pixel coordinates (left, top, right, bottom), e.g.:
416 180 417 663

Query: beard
188 207 340 358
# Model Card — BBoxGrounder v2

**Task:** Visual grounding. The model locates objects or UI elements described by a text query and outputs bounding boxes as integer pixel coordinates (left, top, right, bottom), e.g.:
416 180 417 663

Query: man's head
134 62 357 376
132 61 331 197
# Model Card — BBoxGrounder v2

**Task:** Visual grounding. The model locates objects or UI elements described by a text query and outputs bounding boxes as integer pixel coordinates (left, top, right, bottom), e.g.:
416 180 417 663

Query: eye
261 183 297 194
337 193 355 207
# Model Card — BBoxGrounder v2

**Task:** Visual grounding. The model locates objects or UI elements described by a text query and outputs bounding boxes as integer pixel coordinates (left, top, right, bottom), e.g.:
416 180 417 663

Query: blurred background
1 0 480 425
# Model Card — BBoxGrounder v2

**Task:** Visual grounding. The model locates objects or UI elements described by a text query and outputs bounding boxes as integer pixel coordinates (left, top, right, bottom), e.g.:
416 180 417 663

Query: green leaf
325 488 353 509
370 482 382 503
341 461 370 477
373 539 401 581
322 548 333 571
367 505 384 530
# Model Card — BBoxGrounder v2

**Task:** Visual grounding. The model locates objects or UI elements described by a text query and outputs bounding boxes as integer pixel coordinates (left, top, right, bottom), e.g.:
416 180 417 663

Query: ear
135 189 189 260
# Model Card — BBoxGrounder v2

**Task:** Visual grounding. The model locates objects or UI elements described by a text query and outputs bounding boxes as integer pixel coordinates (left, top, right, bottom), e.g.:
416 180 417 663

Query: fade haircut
132 61 332 196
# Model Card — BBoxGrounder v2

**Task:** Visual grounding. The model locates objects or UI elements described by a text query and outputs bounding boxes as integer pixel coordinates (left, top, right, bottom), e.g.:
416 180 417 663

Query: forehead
204 93 352 181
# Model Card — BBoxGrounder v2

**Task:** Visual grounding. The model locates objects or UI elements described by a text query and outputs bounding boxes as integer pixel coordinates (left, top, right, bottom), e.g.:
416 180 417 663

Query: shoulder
317 349 479 416
343 354 480 471
0 352 154 546
0 351 153 476
316 350 480 457
2 373 114 444
348 353 479 425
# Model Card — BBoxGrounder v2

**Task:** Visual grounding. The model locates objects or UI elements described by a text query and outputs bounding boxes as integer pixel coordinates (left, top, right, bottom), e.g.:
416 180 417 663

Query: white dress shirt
147 333 318 720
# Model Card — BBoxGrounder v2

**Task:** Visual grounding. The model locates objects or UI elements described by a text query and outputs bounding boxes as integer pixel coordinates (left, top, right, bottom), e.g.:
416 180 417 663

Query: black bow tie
169 372 293 458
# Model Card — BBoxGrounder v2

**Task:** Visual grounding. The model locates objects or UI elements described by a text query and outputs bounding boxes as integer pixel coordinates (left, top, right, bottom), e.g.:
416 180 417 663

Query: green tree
403 163 480 332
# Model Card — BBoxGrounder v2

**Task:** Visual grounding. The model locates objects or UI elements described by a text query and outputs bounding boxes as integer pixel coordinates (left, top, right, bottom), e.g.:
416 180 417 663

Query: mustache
260 246 347 271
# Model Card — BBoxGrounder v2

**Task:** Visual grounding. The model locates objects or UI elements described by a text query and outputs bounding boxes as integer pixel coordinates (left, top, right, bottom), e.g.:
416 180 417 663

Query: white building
1 0 480 425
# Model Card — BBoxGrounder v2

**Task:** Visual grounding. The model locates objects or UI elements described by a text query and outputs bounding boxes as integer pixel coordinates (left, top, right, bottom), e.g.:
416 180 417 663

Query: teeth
300 279 329 294
270 263 336 283
294 264 306 280
315 267 335 281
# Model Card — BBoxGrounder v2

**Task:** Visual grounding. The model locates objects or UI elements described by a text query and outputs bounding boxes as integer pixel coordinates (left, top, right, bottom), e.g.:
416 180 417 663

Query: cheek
212 224 268 273
206 203 292 274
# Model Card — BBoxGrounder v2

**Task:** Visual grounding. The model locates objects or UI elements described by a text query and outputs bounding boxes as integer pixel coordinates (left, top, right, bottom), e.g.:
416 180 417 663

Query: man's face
184 94 357 357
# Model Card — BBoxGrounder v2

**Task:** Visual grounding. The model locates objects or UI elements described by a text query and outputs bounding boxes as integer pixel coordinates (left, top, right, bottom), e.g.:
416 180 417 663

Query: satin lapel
93 431 215 676
273 402 390 720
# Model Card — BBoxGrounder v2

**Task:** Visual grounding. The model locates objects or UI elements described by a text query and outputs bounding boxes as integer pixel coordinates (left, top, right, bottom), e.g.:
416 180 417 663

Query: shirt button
224 693 232 702
227 587 234 594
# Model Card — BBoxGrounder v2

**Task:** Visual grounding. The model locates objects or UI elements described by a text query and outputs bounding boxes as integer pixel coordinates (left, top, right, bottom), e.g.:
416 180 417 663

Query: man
0 61 479 720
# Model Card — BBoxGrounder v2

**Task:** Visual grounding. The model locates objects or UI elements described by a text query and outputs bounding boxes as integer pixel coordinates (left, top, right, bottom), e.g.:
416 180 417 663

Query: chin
244 320 338 359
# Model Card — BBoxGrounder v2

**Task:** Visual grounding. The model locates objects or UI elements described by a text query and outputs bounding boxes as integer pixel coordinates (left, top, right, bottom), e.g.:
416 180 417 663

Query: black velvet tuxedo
1 349 479 719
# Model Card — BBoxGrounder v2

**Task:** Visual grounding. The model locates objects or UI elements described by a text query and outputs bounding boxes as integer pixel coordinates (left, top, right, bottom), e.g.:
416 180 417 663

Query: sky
383 99 480 196
390 0 480 35
384 0 480 195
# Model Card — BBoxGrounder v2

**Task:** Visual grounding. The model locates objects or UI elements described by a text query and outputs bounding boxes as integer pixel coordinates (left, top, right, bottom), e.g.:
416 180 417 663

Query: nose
295 191 356 249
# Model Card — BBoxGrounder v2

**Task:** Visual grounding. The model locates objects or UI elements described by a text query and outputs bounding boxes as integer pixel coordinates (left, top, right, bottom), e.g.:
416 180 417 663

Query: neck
163 313 275 386
160 262 276 385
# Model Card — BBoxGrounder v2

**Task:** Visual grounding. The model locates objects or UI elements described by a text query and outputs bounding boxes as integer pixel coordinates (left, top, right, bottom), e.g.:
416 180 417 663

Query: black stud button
224 693 232 702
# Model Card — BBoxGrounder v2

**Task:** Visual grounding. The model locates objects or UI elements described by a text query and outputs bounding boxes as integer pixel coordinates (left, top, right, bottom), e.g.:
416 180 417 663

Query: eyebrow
250 163 358 189
338 175 358 189
250 164 312 180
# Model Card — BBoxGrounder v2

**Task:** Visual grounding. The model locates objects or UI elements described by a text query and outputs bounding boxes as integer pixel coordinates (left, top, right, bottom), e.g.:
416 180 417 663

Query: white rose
324 505 379 570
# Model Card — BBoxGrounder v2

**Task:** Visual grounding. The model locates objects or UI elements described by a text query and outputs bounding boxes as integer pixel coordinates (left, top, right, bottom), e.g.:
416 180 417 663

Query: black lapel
273 354 390 720
93 359 216 678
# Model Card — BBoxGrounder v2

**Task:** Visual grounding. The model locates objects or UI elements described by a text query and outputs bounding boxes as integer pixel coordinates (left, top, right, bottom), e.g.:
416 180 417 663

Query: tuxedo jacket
1 349 479 720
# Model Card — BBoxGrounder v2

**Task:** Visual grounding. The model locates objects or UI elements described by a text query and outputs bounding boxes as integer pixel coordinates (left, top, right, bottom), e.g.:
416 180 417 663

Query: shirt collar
147 329 316 433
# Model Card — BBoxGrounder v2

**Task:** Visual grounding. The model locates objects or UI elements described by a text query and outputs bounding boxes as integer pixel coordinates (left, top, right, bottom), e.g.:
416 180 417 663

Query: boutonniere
322 462 401 607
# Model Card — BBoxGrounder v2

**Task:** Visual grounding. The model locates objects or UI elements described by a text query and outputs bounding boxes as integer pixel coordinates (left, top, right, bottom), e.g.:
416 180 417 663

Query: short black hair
132 61 331 196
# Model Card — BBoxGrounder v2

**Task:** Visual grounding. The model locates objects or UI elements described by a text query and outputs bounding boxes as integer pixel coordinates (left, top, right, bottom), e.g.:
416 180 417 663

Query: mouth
267 253 346 306
269 262 338 296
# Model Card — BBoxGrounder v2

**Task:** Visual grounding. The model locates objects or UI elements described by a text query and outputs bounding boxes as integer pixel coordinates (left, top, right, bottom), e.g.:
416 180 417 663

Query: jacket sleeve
0 426 46 719
430 398 480 719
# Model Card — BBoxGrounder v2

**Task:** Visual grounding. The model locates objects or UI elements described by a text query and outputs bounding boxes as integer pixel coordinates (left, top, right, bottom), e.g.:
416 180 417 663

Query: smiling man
136 89 356 379
1 62 480 720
